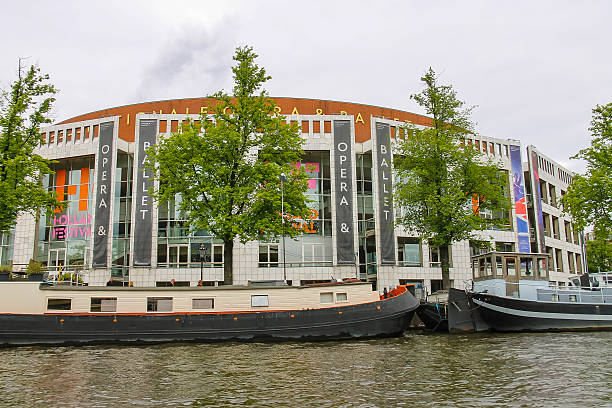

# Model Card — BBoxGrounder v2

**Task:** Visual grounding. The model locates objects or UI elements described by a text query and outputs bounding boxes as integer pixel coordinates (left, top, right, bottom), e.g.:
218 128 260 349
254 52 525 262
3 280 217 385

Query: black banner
93 121 114 267
333 120 355 264
133 119 157 266
375 123 396 264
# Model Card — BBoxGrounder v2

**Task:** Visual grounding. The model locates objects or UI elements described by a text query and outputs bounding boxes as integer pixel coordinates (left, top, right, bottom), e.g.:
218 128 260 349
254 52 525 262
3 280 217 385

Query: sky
2 1 611 172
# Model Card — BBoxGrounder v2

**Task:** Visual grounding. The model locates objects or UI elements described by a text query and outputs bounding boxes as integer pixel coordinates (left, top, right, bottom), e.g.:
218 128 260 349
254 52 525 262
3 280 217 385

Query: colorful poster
374 122 396 264
510 145 530 253
528 148 546 253
333 120 355 264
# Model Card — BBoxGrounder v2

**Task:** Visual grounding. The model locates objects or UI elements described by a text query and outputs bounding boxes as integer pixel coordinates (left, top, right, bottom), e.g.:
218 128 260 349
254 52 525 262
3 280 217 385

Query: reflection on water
1 332 611 407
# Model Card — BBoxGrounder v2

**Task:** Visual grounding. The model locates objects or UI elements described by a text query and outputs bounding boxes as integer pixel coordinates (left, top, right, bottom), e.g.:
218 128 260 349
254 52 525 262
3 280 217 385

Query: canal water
1 332 610 407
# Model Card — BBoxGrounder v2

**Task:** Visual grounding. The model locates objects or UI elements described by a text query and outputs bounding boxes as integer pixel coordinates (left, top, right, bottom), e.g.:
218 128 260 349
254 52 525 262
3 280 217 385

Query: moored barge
448 251 612 333
0 280 418 345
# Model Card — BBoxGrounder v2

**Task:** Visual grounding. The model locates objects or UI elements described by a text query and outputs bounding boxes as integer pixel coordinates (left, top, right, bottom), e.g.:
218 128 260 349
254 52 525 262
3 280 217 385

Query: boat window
506 258 516 276
192 298 214 310
47 298 71 311
147 297 173 312
336 292 348 302
551 294 559 302
251 295 269 307
320 292 334 303
91 297 117 312
520 258 532 277
569 295 577 302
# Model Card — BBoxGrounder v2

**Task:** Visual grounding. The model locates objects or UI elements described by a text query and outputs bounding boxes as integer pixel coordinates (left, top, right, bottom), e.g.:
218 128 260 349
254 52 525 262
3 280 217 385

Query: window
552 294 559 302
259 244 279 267
569 295 577 302
251 295 269 307
320 292 334 303
495 242 515 252
90 297 117 312
47 298 71 311
147 297 173 312
336 292 348 302
429 246 451 268
398 237 421 267
192 298 214 310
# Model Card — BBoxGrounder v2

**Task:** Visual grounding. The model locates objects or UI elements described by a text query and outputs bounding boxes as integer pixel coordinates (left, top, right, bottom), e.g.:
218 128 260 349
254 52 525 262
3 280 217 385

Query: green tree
586 225 612 272
561 102 612 232
0 61 61 233
148 46 310 285
561 102 612 273
394 68 510 289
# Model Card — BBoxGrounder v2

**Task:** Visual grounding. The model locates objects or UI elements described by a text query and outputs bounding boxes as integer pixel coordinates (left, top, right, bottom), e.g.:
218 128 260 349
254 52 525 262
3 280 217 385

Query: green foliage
148 46 310 284
586 225 612 272
59 272 83 283
0 265 12 274
394 68 510 288
561 102 612 232
25 259 46 275
0 62 62 233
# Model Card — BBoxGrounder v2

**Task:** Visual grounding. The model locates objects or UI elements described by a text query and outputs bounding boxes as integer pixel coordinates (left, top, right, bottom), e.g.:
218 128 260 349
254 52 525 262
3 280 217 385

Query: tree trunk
223 239 234 285
440 244 451 290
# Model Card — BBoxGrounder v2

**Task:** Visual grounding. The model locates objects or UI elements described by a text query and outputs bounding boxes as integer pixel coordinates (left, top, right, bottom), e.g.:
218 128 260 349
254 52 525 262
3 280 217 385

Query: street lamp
198 243 207 283
280 171 287 283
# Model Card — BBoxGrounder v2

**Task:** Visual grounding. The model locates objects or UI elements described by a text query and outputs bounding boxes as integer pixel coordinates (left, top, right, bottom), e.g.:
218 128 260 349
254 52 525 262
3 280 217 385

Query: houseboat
448 252 612 333
0 279 419 345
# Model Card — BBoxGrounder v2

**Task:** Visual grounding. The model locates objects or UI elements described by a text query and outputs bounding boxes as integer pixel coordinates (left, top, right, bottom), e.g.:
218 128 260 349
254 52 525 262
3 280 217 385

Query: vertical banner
509 145 530 253
133 119 158 266
93 121 114 267
374 122 396 264
528 148 546 253
333 120 355 264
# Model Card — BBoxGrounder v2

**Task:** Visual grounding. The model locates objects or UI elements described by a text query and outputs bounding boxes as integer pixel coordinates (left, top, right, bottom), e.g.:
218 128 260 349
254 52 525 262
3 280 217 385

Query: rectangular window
192 298 214 310
90 297 117 312
251 295 269 307
320 292 333 303
398 237 421 267
47 298 71 311
336 292 348 302
147 297 173 312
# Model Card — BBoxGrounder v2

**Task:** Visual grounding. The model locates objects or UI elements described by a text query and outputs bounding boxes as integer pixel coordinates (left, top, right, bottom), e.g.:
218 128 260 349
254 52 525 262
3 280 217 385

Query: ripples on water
0 332 610 407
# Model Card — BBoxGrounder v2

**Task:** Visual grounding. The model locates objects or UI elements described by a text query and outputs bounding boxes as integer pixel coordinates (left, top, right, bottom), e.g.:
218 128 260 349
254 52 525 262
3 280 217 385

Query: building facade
0 98 586 291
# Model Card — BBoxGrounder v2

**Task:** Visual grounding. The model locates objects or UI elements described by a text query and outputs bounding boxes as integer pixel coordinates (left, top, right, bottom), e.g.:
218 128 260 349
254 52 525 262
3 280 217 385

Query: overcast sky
2 1 610 172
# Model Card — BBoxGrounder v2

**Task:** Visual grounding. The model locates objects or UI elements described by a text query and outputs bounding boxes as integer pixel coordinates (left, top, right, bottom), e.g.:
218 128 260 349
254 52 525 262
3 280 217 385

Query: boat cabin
471 252 550 299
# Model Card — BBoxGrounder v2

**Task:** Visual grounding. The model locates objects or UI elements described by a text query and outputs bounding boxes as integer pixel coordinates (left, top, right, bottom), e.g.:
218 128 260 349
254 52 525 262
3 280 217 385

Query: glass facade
37 156 95 272
157 196 224 268
276 151 333 267
111 153 133 278
356 153 375 278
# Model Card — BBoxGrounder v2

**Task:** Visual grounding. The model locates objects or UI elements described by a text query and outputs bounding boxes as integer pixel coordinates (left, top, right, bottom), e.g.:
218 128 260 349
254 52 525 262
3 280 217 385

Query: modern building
0 98 586 291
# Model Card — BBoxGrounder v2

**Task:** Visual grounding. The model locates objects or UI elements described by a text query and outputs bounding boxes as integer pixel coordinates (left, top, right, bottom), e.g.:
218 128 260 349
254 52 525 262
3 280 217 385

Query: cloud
133 21 238 101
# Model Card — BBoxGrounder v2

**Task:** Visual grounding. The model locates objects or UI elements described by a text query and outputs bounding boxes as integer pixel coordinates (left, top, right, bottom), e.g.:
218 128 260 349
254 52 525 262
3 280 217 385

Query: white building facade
0 98 585 291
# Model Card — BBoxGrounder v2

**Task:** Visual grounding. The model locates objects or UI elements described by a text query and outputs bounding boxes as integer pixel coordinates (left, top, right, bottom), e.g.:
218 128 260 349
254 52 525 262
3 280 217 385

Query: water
1 332 611 407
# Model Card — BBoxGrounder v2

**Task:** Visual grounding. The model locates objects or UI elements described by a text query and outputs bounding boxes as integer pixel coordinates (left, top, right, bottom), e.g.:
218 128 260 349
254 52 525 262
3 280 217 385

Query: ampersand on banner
340 223 350 233
98 226 106 236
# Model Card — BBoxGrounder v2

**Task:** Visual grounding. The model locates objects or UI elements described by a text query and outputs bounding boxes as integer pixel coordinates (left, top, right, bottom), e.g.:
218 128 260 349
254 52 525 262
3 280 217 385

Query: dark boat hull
416 301 448 332
0 290 418 346
471 292 612 332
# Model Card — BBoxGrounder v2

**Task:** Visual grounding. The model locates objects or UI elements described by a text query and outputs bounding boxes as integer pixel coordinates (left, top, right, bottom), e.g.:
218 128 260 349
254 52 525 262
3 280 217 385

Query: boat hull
0 290 418 346
416 301 448 332
471 292 612 332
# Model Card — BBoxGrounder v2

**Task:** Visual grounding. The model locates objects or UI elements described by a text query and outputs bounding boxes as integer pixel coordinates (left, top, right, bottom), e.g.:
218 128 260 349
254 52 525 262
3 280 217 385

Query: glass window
336 292 348 302
147 297 173 312
520 258 532 277
90 297 117 312
192 298 214 310
251 295 269 307
320 292 333 303
47 298 71 311
506 258 516 276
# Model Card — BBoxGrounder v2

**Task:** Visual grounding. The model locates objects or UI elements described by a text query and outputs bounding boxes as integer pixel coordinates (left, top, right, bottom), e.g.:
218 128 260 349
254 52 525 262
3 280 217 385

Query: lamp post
280 171 287 282
198 243 206 283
